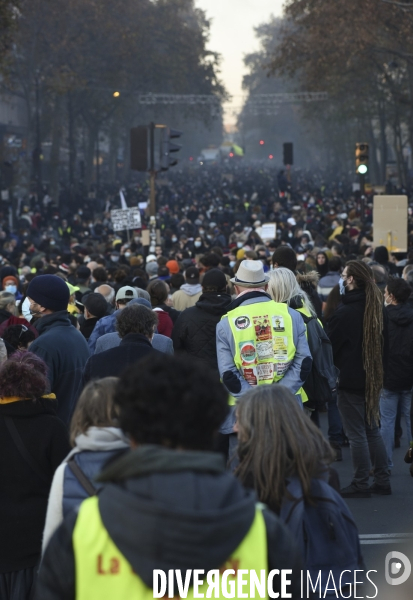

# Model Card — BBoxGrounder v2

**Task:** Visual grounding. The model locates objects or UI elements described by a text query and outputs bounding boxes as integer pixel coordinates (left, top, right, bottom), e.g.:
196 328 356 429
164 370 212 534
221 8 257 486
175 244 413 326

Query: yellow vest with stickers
72 496 268 600
225 301 303 404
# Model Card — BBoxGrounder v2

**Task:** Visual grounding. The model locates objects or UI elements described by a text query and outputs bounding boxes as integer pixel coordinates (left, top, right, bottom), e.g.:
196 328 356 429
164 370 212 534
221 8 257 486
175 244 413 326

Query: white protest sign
373 195 407 252
110 208 142 232
260 223 277 240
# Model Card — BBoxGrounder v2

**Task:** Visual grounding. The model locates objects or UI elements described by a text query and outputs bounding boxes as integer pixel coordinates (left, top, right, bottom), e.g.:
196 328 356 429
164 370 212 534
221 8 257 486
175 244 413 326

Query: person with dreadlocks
328 260 390 498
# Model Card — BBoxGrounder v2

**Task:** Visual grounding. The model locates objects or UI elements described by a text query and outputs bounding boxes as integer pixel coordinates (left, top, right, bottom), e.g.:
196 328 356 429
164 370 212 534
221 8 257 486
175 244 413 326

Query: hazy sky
195 0 284 126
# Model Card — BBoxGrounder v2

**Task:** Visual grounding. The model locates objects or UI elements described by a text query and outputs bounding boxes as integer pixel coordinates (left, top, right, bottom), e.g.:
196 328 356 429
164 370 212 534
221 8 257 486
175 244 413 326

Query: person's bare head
87 261 99 273
95 284 115 306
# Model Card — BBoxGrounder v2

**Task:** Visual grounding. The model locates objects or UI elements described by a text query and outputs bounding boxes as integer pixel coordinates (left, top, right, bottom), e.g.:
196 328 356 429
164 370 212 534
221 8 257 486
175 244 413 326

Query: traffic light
355 143 369 174
259 140 265 146
283 142 293 165
160 127 182 171
130 126 149 171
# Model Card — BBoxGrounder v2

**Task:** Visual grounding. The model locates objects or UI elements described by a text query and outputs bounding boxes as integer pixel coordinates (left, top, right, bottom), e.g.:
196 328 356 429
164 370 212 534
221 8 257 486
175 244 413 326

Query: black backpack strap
67 458 97 496
4 416 50 484
298 311 313 325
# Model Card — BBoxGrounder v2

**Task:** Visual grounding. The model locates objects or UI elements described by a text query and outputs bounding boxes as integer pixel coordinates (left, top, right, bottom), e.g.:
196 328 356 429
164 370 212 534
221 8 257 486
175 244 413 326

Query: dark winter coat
79 316 99 340
0 397 70 572
172 292 232 372
36 445 302 600
30 311 90 424
82 333 161 386
383 303 413 391
328 289 388 393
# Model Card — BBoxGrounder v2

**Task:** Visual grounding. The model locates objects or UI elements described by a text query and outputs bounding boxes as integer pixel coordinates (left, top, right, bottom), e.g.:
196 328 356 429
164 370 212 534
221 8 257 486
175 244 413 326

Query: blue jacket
63 450 119 517
94 331 174 355
42 427 130 553
317 272 341 302
87 310 119 354
30 311 90 424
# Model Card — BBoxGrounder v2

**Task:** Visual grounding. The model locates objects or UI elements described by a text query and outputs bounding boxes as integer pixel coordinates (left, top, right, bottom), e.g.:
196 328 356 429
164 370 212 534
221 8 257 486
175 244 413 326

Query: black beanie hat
27 275 70 312
202 268 227 291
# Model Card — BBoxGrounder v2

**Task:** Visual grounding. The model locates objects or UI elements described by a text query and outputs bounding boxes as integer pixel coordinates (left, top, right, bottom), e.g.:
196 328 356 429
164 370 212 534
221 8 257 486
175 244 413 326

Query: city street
321 413 413 597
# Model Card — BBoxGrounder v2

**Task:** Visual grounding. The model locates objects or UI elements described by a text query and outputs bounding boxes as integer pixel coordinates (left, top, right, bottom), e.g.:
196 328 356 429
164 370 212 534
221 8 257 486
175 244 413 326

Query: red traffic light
259 140 265 146
229 152 234 157
269 154 274 159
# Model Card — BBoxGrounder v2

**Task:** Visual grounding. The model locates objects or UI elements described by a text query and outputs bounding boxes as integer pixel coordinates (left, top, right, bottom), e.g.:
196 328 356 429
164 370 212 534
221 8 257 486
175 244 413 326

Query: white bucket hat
230 260 270 288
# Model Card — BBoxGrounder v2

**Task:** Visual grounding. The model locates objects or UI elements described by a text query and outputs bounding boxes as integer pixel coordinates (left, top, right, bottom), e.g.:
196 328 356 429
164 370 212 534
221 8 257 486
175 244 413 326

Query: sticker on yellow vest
253 315 272 341
256 340 273 360
273 336 288 360
272 315 285 332
239 341 257 366
243 367 257 386
275 361 292 377
233 315 251 330
257 363 274 382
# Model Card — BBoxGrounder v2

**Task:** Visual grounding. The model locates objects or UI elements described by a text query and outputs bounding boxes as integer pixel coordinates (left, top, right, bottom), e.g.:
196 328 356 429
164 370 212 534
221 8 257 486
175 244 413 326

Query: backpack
279 478 364 598
299 312 339 410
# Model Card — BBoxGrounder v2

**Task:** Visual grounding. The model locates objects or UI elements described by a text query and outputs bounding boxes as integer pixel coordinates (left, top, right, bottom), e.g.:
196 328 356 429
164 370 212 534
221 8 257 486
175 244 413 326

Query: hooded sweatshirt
172 284 202 311
36 445 302 600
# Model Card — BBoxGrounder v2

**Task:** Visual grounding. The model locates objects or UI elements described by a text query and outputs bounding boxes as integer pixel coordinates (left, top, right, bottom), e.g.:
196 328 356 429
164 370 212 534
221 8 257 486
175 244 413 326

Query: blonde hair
268 267 316 316
70 377 119 446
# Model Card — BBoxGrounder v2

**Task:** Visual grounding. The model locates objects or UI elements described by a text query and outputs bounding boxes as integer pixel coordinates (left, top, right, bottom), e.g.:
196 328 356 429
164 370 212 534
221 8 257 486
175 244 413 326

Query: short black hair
92 267 107 282
272 246 297 272
200 253 220 268
116 304 158 338
84 292 107 319
115 354 229 450
170 273 185 290
387 277 411 303
328 256 342 273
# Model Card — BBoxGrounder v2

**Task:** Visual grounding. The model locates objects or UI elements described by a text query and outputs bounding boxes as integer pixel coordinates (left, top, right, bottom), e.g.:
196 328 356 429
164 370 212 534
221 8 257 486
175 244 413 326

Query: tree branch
381 0 413 10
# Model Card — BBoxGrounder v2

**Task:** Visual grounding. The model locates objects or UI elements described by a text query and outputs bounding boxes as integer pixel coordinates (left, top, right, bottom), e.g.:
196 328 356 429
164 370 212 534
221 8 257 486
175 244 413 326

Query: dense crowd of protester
0 162 412 599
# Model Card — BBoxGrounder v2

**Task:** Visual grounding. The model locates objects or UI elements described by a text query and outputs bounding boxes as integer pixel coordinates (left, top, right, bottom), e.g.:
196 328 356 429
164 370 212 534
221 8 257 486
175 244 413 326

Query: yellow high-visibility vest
73 496 268 600
223 301 304 405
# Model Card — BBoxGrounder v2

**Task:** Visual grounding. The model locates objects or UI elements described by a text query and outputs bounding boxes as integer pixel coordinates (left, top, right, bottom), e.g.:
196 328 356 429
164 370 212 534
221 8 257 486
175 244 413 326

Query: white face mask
194 241 202 248
22 297 32 322
111 256 119 263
